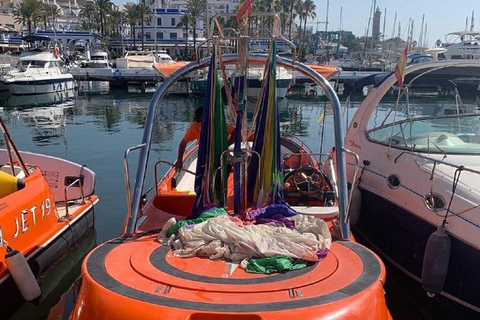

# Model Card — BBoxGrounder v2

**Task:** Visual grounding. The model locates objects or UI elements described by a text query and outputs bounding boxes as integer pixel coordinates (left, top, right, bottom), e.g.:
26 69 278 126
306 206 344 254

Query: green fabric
245 256 308 275
166 207 227 237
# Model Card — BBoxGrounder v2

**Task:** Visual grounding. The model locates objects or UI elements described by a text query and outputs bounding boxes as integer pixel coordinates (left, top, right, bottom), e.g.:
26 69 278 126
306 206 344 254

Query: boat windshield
91 55 107 61
366 97 480 154
17 60 48 68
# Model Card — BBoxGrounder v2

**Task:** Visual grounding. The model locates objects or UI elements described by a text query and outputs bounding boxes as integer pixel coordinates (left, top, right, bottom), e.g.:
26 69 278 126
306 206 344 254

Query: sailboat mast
471 11 475 31
419 14 424 50
382 7 386 42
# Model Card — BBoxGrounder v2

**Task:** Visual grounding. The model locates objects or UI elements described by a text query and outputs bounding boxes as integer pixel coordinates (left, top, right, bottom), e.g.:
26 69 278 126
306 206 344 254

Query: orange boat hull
70 231 391 320
0 167 98 282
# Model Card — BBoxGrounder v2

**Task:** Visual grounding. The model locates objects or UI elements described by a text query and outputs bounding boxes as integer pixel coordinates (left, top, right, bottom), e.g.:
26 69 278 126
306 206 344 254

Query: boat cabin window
365 96 480 154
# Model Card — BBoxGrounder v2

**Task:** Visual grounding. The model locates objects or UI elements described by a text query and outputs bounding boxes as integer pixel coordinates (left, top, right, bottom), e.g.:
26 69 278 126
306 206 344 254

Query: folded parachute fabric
166 207 228 237
171 214 331 262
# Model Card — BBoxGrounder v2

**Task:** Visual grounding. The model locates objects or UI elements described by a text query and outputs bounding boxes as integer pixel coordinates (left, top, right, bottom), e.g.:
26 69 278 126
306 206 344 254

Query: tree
185 0 206 57
41 4 62 31
136 2 152 51
287 0 297 40
177 13 194 57
302 0 316 45
295 1 306 44
79 2 97 31
124 4 138 50
12 0 43 35
94 0 112 37
108 6 124 41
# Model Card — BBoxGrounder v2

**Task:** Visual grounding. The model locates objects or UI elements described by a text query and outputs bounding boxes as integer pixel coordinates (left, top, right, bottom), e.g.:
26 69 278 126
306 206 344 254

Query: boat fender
421 226 451 297
348 187 362 226
5 247 41 301
0 170 25 198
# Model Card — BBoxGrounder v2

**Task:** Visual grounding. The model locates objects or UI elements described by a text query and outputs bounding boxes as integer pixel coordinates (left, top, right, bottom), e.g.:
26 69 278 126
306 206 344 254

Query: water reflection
1 89 76 108
6 230 97 320
8 105 72 145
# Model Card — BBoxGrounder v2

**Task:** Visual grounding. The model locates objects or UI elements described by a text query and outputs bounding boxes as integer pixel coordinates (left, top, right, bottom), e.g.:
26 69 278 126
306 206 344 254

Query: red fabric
236 0 255 25
394 44 409 87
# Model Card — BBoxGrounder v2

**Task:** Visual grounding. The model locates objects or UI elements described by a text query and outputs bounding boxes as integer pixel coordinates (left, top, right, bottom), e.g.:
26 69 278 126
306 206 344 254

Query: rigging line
442 165 464 228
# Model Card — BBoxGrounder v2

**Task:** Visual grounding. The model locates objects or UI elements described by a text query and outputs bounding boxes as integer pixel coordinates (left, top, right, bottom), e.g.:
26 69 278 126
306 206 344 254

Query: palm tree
79 2 97 31
177 13 193 57
94 0 112 37
41 4 62 30
124 4 138 50
12 0 43 35
295 1 306 44
185 0 206 57
136 2 152 51
287 0 297 40
108 6 124 40
302 0 316 45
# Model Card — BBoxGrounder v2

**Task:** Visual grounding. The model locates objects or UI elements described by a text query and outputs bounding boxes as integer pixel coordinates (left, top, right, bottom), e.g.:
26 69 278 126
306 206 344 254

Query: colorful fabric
166 207 227 237
248 40 283 207
245 256 308 274
169 214 331 262
248 202 297 219
193 45 232 215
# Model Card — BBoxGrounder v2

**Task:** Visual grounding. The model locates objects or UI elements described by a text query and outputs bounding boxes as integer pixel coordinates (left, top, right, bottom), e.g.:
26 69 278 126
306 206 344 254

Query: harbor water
0 82 466 320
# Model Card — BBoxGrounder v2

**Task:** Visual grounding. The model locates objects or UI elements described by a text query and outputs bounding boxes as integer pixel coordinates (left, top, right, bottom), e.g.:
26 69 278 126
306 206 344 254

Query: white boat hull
2 76 75 95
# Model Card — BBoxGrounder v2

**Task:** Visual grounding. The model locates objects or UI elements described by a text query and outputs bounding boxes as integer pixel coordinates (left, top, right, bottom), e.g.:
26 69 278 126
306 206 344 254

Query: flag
394 44 409 87
236 0 254 25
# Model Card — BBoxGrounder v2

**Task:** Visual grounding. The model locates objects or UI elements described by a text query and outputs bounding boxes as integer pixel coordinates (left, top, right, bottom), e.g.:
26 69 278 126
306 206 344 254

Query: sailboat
68 12 391 320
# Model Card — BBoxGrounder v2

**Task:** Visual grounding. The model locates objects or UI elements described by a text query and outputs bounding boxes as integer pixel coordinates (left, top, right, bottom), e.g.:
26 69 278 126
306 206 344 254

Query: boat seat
153 191 196 217
290 206 339 219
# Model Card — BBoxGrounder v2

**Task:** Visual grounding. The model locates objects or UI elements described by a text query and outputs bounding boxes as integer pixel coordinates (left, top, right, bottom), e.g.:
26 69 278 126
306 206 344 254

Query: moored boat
69 12 391 320
338 59 480 318
0 117 98 317
85 50 110 68
0 36 75 96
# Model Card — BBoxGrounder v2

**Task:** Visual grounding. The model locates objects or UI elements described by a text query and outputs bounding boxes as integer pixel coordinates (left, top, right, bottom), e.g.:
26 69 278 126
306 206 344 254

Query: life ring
54 46 59 59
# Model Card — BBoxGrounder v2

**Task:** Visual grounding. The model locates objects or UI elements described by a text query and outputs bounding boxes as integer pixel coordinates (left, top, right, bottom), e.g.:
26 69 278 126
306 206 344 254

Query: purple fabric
316 248 329 261
255 214 296 229
248 202 297 220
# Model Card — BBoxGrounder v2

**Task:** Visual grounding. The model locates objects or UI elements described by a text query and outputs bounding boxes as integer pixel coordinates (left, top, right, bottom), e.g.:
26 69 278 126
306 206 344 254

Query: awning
305 64 340 80
21 35 52 42
154 61 189 77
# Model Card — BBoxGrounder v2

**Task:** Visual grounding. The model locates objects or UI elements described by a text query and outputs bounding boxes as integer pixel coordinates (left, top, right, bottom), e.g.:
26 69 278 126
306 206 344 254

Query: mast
325 0 329 33
382 7 386 42
419 14 424 50
339 6 342 30
471 11 475 31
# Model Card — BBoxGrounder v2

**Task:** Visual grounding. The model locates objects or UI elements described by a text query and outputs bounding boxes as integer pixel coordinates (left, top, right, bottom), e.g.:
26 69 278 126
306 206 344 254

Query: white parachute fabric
159 214 331 262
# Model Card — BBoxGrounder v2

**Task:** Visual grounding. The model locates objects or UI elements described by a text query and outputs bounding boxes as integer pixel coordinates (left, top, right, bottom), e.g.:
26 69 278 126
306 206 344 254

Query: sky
312 0 479 47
